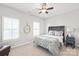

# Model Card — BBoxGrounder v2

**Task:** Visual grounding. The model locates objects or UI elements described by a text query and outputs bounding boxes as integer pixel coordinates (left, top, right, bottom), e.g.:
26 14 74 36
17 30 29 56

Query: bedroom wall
45 9 79 47
45 9 79 33
0 5 45 47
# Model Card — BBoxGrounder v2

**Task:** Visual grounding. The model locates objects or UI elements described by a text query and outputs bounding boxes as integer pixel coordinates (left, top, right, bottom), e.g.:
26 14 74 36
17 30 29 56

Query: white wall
0 5 45 47
45 9 79 33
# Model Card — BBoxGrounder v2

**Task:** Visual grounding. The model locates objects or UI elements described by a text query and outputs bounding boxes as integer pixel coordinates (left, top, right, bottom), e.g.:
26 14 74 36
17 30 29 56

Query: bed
33 26 65 55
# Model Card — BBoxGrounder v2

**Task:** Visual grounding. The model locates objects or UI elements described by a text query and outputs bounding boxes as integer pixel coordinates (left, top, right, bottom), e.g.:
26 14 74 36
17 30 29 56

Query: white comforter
33 34 62 55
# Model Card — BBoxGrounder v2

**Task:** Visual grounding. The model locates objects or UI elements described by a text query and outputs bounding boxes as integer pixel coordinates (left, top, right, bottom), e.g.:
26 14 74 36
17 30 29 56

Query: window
2 16 19 40
33 22 40 36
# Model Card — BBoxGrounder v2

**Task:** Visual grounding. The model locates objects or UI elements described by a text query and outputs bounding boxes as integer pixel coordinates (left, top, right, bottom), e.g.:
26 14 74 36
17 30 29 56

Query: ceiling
1 3 79 19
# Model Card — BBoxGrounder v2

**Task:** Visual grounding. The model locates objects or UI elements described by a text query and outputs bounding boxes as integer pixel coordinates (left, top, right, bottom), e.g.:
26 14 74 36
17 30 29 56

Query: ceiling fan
38 3 54 14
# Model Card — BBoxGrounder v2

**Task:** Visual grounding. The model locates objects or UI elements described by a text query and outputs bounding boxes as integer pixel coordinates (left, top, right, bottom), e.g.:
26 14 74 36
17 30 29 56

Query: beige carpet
9 42 79 56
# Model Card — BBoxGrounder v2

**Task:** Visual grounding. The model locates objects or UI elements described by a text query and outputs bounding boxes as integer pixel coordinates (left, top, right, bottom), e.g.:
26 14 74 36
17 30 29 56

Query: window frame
2 16 20 40
33 22 40 36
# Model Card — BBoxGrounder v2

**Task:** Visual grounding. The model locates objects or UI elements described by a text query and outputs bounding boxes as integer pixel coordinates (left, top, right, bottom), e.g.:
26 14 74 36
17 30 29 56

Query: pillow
49 31 63 36
54 31 63 36
49 31 55 35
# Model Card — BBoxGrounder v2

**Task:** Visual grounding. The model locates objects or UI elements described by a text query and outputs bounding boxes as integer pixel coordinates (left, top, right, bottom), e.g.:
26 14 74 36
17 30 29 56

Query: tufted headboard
48 26 65 43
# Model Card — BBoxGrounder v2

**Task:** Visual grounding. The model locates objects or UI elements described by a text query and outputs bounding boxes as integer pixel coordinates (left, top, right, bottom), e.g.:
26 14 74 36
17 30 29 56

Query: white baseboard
11 40 33 48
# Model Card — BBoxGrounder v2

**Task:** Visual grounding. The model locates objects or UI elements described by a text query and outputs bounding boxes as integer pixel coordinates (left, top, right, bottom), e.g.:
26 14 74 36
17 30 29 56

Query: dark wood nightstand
66 35 75 48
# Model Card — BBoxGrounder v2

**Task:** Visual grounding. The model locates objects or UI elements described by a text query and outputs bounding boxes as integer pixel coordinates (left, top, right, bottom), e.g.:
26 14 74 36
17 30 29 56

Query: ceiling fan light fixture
41 9 46 12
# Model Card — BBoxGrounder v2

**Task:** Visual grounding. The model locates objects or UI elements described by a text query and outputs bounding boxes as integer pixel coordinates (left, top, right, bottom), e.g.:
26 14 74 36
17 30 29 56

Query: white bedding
33 34 62 55
37 34 63 43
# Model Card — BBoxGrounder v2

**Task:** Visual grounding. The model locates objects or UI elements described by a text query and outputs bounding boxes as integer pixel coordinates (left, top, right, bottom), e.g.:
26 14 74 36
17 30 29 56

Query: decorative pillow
49 31 55 35
54 31 63 36
49 31 63 36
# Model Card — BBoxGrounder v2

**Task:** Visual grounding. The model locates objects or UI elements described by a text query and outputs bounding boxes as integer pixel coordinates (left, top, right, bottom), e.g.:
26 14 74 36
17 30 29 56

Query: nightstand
66 35 75 48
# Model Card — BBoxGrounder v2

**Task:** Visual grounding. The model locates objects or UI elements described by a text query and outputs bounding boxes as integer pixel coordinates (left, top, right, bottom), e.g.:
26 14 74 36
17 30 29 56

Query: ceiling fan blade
45 11 48 14
47 7 54 10
38 11 42 14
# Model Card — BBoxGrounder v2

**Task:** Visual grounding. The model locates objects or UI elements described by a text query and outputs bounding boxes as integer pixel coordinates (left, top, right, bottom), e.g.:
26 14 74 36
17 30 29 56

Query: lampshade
66 27 75 36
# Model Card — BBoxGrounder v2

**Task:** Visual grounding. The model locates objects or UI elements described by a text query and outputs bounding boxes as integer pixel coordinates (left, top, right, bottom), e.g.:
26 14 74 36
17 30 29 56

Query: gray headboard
48 26 65 43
